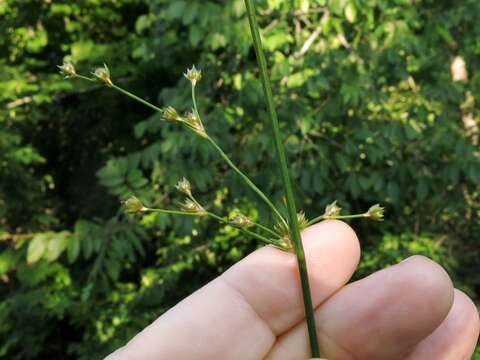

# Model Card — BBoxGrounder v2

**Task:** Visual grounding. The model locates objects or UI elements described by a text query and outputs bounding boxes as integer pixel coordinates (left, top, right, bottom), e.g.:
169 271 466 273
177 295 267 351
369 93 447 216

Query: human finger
406 289 479 360
267 256 454 360
105 220 360 360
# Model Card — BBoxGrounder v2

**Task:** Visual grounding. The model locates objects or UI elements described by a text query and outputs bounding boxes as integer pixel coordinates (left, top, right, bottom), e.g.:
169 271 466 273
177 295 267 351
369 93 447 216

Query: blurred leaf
44 232 69 262
67 235 80 263
27 234 49 264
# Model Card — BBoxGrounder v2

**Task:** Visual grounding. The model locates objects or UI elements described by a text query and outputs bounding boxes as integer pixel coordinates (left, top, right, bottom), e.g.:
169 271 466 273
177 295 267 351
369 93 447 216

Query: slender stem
76 75 162 114
192 85 200 118
111 84 164 113
205 135 287 225
251 220 280 238
145 204 279 246
191 84 287 226
205 211 229 224
307 213 367 226
186 193 204 210
187 194 280 241
244 0 320 356
143 208 203 216
76 74 95 82
206 212 282 246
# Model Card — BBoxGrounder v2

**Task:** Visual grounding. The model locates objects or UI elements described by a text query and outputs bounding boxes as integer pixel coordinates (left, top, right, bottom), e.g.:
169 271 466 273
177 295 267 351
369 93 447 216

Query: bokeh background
1 0 479 358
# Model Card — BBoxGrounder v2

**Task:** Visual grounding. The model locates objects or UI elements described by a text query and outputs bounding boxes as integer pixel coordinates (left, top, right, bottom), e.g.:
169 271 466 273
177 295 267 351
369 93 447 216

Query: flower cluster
323 200 341 218
365 204 384 221
184 65 202 86
57 62 385 251
230 214 252 228
92 64 113 86
180 199 205 214
274 211 309 250
123 196 146 213
163 106 182 123
161 107 206 137
184 111 206 137
57 61 76 79
175 177 192 196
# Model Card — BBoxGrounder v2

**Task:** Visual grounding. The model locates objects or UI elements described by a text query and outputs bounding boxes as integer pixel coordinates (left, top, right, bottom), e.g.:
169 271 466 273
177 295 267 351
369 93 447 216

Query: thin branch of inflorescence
204 211 283 247
308 201 385 227
188 76 287 225
308 213 366 225
122 194 283 247
186 192 282 246
249 219 281 238
111 84 164 113
204 136 287 225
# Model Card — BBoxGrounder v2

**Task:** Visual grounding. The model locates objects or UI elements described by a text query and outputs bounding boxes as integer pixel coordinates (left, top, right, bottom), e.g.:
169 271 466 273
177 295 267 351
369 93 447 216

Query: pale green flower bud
57 60 76 79
184 65 202 86
175 177 192 196
163 106 182 123
180 199 205 214
185 111 207 137
323 200 341 218
365 204 384 221
92 63 113 86
230 214 252 228
296 211 309 230
123 196 146 213
274 211 309 238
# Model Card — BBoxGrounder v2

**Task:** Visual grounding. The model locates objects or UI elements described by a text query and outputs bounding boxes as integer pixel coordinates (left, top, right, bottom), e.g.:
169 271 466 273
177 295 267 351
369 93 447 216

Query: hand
106 221 479 360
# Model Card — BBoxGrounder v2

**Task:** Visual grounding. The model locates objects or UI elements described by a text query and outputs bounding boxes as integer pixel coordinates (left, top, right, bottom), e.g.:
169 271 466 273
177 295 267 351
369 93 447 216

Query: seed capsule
365 204 384 221
57 60 77 79
180 199 205 214
230 214 252 228
92 63 113 86
175 177 192 196
123 196 145 213
184 65 202 86
185 111 207 137
323 200 341 218
163 106 182 123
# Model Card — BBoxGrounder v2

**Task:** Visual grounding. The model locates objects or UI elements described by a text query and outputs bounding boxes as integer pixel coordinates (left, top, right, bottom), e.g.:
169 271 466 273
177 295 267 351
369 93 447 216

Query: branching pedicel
58 2 384 357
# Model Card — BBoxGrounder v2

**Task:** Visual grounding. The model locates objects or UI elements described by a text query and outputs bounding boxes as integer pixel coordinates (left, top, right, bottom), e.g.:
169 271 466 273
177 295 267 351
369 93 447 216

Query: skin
106 220 479 360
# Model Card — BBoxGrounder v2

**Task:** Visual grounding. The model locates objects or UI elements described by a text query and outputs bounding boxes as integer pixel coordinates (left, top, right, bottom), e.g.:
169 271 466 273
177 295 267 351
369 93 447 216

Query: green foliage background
1 0 479 358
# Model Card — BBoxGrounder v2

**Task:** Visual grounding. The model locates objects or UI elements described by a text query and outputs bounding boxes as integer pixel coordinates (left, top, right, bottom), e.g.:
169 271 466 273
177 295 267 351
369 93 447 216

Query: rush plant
58 1 383 357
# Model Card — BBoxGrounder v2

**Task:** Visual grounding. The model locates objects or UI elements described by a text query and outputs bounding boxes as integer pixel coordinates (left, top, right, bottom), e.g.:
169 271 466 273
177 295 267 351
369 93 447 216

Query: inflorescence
58 61 385 251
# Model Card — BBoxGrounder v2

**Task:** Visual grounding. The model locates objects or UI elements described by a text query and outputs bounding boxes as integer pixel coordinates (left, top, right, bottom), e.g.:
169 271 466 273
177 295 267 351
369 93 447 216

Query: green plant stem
188 193 281 245
111 84 164 113
145 205 279 246
206 211 282 247
307 213 367 226
244 0 320 356
186 193 203 209
190 84 286 225
250 220 280 237
143 208 203 216
205 135 287 225
192 85 200 118
76 75 162 114
76 74 95 82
